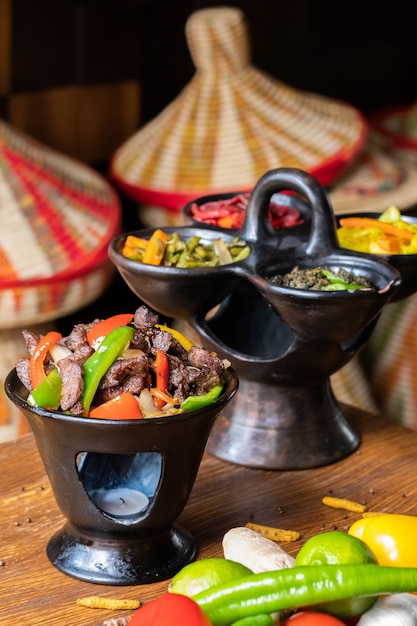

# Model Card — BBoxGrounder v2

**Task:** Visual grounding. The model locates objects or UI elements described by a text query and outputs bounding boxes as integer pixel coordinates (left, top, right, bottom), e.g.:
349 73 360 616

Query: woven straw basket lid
371 102 417 159
0 119 121 328
111 6 368 211
329 135 417 214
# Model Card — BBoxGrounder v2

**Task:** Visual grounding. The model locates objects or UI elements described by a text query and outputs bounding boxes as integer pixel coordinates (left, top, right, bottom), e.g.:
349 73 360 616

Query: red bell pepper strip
89 392 143 420
29 331 62 390
86 313 133 348
128 593 212 626
155 349 169 409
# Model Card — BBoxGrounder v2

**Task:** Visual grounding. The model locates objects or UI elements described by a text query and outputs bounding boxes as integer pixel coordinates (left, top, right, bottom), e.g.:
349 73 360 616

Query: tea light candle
96 487 149 517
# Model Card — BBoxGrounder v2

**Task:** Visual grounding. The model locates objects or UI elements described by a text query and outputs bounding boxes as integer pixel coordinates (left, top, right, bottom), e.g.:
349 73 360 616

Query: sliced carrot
87 313 133 347
29 331 63 389
89 393 143 420
373 238 402 253
339 217 414 242
142 229 169 265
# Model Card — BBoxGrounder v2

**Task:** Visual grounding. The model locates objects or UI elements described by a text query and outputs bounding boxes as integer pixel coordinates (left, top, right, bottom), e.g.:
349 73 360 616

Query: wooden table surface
2 404 417 626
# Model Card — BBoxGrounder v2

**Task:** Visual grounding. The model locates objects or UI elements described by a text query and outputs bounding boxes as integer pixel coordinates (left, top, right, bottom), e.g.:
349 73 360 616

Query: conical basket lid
371 102 417 160
0 119 121 327
329 136 417 214
111 6 368 211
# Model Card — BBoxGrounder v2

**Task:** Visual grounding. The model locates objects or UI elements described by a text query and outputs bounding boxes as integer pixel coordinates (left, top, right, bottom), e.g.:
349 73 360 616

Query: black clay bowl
108 226 249 320
252 253 402 343
5 366 238 585
182 189 311 234
336 211 417 302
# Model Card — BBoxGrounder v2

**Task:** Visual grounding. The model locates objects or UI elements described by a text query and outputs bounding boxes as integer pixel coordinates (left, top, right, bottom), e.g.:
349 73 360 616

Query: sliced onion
150 387 178 406
138 388 158 417
49 343 72 363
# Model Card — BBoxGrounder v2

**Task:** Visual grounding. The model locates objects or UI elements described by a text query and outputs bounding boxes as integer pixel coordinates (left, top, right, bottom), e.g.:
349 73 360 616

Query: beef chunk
100 354 149 391
188 346 224 372
151 329 188 359
59 357 84 411
131 330 151 353
21 330 40 355
64 323 93 352
186 346 225 394
69 343 94 365
15 358 31 391
134 306 159 331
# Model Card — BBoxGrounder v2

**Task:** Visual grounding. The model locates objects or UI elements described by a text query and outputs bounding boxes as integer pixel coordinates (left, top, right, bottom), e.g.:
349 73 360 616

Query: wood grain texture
1 404 417 625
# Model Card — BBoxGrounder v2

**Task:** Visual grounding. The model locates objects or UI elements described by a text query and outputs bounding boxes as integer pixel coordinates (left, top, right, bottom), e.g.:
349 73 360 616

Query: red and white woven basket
329 135 417 214
111 6 368 212
0 119 121 328
0 118 122 439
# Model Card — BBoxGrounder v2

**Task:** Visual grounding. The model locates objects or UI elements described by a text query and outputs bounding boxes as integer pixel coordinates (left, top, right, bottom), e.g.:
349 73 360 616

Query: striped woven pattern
0 119 121 326
111 7 367 210
357 296 417 429
371 104 417 161
329 139 417 214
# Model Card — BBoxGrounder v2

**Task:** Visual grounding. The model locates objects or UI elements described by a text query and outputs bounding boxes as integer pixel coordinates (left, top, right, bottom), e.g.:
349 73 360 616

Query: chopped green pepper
28 367 62 410
321 269 371 291
180 384 224 412
194 563 417 625
82 325 135 415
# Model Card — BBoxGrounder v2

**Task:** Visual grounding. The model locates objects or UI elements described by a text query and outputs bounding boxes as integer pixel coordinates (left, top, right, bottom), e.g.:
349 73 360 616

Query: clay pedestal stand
109 168 404 472
5 368 238 585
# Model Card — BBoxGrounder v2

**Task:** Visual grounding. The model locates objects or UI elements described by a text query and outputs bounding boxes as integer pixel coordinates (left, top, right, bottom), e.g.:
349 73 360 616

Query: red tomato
283 611 347 626
128 593 212 625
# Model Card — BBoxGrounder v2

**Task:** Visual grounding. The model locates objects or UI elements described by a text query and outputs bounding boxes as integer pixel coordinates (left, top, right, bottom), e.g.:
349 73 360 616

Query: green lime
169 557 252 597
295 531 377 619
295 530 377 567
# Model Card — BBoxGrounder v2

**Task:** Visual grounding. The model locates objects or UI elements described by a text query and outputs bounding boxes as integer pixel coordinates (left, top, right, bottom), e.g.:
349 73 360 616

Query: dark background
3 0 416 148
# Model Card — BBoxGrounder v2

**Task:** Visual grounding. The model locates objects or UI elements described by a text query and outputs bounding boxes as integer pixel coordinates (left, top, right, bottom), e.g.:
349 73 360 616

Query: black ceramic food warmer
5 368 238 585
109 168 403 471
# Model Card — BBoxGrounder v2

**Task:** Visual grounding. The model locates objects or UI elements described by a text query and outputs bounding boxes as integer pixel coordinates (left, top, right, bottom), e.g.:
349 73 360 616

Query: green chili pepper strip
82 325 134 415
180 384 224 412
28 367 63 410
229 614 274 626
194 564 417 626
321 269 370 291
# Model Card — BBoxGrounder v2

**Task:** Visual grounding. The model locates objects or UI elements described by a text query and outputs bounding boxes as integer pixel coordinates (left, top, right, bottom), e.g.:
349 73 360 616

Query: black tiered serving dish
109 168 406 471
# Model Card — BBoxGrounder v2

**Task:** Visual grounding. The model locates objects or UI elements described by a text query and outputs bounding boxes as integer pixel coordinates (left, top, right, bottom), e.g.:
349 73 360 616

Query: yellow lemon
169 557 252 597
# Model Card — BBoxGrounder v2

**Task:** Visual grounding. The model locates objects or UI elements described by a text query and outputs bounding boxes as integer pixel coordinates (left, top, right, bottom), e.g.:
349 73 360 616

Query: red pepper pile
190 193 304 230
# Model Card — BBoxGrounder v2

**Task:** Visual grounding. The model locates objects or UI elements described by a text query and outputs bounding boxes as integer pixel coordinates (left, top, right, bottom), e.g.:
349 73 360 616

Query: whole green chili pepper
82 325 134 415
229 614 275 626
28 367 62 410
180 384 224 412
194 564 417 626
